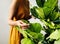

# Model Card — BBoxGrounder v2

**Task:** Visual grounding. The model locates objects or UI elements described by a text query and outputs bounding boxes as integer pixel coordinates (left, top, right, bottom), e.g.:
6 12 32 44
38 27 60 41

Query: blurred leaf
31 7 45 19
21 38 35 44
54 39 60 44
29 23 43 33
36 0 45 7
47 30 60 40
49 11 59 21
43 0 58 16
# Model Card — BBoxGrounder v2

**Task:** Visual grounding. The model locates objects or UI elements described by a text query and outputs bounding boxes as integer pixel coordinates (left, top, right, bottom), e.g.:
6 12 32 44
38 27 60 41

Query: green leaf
21 38 35 44
55 24 60 29
36 0 45 7
42 20 55 29
38 41 43 44
54 39 60 44
49 11 59 21
26 29 44 42
43 0 58 16
15 26 28 38
29 23 43 33
35 7 45 19
47 30 60 40
31 7 45 19
29 31 44 41
31 6 38 18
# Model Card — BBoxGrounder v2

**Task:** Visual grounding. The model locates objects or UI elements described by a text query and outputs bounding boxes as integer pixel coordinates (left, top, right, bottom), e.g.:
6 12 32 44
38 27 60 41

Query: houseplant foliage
15 0 60 44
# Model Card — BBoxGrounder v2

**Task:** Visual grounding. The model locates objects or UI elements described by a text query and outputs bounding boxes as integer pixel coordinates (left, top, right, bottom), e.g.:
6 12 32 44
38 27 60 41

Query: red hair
12 0 31 20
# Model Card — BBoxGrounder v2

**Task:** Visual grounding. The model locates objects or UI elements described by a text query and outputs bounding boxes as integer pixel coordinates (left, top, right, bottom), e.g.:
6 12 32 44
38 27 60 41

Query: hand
16 20 29 30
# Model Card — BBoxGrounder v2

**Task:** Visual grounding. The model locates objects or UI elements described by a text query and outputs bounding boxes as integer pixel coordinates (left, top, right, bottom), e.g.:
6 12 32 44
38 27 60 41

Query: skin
8 0 29 29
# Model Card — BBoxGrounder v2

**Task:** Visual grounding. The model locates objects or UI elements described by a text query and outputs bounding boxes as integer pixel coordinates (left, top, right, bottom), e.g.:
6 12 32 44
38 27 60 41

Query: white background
0 0 60 44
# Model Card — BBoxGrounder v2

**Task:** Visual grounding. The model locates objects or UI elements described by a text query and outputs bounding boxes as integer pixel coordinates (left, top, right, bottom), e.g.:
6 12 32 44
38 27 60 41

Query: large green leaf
47 30 60 40
43 0 58 16
31 7 45 19
15 23 44 43
29 23 43 33
31 7 38 18
15 26 28 38
49 11 59 21
35 7 45 19
21 38 35 44
28 31 44 41
54 39 60 44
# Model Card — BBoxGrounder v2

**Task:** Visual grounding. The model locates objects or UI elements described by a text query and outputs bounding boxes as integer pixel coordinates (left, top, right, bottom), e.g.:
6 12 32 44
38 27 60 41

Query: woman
8 0 31 44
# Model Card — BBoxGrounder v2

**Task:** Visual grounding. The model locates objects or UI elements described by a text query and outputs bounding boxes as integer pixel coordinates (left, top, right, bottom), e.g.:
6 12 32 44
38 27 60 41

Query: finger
21 25 29 29
16 21 25 26
18 20 24 24
17 23 21 27
21 27 28 30
20 24 29 27
19 20 28 25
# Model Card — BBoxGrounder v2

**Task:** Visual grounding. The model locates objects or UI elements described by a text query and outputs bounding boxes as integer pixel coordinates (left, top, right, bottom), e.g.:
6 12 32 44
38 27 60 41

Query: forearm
8 0 17 26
